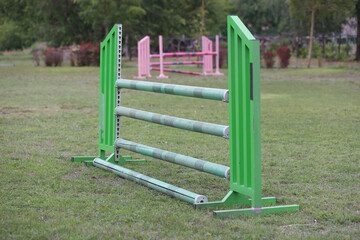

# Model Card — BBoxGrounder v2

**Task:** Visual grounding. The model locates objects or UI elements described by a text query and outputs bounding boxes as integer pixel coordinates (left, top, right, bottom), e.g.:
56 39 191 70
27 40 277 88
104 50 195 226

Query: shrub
325 43 338 60
72 41 100 66
269 42 279 52
0 21 22 51
276 46 291 68
296 47 308 58
342 43 353 56
30 48 40 66
74 42 92 66
42 47 63 67
296 41 322 59
281 39 291 47
92 42 100 66
263 51 276 68
311 41 322 58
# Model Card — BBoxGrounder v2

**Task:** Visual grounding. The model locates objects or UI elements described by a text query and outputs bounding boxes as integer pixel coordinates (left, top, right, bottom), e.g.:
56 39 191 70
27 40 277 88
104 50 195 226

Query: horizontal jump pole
151 52 217 58
115 138 230 180
116 79 229 102
115 106 229 138
151 61 203 66
151 67 201 75
93 158 208 204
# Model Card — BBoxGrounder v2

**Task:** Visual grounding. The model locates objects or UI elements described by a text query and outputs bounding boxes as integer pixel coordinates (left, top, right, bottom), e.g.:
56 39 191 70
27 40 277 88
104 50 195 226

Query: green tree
77 0 145 59
234 0 292 34
77 0 145 37
315 13 347 55
288 0 355 67
29 0 90 46
0 0 37 50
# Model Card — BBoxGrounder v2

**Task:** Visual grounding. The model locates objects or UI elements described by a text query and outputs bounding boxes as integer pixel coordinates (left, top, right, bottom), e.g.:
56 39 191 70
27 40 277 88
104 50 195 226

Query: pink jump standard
135 35 223 78
214 35 224 75
156 36 168 79
135 36 151 79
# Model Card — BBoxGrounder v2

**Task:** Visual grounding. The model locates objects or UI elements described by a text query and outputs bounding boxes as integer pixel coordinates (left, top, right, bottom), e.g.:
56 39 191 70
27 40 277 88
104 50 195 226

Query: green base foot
213 205 300 218
194 191 276 209
71 156 97 162
194 190 299 218
72 155 146 165
93 154 147 165
84 161 94 166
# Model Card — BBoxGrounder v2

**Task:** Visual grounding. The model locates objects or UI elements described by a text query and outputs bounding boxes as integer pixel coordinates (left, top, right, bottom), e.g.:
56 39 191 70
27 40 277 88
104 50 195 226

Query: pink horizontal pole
151 52 216 58
151 61 204 66
151 67 201 75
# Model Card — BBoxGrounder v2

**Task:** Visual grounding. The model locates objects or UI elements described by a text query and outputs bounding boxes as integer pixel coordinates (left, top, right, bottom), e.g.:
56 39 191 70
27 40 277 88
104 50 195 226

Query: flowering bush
276 46 291 68
92 42 100 66
42 47 63 67
72 41 100 66
263 51 275 68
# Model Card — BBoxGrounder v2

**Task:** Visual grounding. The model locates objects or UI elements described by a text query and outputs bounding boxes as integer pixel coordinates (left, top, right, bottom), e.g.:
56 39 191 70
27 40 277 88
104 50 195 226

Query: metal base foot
194 191 276 209
213 205 300 218
194 191 299 218
72 154 146 166
84 161 94 166
71 156 96 162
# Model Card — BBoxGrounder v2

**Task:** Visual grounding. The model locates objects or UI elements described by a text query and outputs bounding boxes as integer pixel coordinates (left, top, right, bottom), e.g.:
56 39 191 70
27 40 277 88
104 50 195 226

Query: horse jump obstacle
72 16 299 218
135 34 223 79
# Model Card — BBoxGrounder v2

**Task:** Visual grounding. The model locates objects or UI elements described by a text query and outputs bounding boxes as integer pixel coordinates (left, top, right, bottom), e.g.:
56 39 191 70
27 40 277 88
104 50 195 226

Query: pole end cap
194 195 208 204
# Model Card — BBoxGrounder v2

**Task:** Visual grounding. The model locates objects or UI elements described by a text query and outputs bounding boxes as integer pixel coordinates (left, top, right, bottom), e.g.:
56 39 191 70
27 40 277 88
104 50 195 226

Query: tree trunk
338 33 341 58
356 0 360 61
307 8 316 68
62 2 77 37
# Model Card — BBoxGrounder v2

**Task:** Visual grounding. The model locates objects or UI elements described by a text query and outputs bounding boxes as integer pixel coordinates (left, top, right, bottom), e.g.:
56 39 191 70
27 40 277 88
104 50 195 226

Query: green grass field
0 55 359 239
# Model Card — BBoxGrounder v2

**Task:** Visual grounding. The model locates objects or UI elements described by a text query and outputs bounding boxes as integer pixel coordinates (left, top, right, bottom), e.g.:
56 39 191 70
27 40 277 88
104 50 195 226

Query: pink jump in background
135 35 223 79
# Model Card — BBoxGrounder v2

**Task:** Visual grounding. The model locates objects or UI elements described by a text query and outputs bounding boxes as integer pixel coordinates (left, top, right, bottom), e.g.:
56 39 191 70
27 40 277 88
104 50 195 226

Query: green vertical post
72 26 120 163
252 39 262 208
72 24 140 164
195 16 299 217
98 25 119 155
227 15 259 205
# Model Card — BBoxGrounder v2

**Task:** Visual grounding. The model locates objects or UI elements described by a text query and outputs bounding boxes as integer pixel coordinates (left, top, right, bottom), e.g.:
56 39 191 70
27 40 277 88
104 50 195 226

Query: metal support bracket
194 190 299 218
115 24 122 163
71 156 97 163
213 205 300 218
194 191 276 209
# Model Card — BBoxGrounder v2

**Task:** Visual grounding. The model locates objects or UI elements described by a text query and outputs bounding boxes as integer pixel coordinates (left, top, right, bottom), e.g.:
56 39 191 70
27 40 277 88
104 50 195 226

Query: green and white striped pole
115 138 230 180
116 79 229 102
115 106 229 138
93 158 208 204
